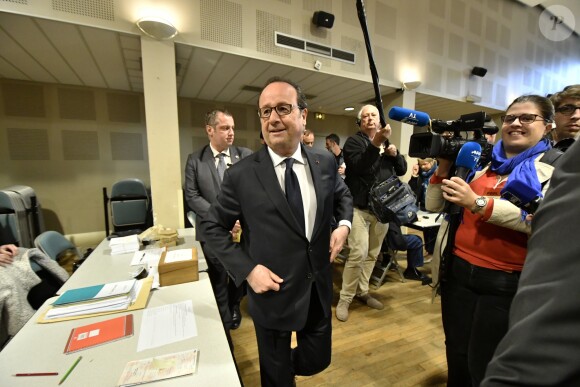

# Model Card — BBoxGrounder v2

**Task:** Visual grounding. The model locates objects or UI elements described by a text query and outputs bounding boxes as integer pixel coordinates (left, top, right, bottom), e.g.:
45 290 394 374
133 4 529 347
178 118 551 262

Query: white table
0 278 240 386
59 228 206 294
404 210 442 231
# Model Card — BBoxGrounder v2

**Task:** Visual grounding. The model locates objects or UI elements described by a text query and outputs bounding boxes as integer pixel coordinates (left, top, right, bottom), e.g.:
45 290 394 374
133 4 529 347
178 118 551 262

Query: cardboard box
158 248 198 287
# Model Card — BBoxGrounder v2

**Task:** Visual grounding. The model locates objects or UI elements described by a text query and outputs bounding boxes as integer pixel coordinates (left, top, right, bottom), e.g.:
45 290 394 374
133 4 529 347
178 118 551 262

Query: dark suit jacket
200 145 353 331
184 144 252 241
482 139 580 386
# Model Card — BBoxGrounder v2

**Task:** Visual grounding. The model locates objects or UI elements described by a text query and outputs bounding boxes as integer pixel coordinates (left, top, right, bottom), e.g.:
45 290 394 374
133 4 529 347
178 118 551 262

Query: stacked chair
103 178 152 237
0 185 44 248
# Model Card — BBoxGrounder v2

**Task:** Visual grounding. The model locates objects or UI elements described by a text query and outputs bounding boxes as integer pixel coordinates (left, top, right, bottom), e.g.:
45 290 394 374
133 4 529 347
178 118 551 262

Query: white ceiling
1 3 575 123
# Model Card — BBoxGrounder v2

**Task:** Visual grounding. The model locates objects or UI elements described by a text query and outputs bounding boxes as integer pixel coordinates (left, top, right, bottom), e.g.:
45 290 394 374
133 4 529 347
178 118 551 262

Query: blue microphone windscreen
502 180 538 204
388 106 430 127
455 142 482 169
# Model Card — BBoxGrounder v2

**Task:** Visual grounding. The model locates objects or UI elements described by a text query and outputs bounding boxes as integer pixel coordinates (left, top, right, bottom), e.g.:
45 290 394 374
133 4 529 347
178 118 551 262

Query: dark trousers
441 256 520 387
423 225 439 254
201 242 245 331
405 234 424 268
254 286 332 387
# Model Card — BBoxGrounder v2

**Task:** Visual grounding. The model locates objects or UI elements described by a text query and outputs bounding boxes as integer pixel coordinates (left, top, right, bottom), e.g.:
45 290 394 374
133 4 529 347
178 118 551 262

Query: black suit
184 144 252 333
482 139 580 386
201 145 352 386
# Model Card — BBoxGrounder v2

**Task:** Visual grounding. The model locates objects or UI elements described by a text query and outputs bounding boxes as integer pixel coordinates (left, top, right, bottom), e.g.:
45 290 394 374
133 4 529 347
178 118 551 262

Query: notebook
64 314 134 354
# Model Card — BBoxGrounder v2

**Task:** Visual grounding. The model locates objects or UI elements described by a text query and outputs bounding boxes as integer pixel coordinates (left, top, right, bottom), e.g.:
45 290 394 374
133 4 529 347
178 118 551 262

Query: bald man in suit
201 78 352 387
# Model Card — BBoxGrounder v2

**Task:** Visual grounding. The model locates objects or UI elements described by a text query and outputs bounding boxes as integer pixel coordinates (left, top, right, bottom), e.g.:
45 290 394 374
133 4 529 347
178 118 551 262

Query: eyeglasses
555 105 580 116
257 104 299 118
501 114 546 125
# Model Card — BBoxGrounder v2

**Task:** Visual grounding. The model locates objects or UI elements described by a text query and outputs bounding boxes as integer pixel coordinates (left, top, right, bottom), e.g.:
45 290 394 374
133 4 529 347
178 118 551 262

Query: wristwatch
472 196 487 213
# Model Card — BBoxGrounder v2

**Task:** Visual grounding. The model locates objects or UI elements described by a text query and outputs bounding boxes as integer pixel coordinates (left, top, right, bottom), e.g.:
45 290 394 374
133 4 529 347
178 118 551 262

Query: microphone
454 141 482 181
500 181 542 214
448 142 481 215
388 106 431 127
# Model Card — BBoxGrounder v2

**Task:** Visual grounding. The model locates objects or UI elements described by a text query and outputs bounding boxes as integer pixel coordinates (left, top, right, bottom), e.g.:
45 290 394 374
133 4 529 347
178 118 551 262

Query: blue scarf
491 138 551 213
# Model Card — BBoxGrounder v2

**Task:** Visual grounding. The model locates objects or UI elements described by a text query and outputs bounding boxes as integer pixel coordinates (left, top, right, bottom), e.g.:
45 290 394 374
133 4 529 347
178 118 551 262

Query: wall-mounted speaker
471 66 488 77
312 11 335 29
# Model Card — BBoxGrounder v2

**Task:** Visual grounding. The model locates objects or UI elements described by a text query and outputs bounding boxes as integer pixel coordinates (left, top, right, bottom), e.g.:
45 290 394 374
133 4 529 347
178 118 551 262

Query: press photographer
335 104 407 322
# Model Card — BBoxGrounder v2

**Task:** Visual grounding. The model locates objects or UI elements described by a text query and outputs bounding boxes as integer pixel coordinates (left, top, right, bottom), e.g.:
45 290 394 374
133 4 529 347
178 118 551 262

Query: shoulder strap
539 148 564 166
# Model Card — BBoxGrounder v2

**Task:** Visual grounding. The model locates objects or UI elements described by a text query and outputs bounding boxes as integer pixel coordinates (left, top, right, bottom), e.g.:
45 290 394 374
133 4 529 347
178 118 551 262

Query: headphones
355 118 361 126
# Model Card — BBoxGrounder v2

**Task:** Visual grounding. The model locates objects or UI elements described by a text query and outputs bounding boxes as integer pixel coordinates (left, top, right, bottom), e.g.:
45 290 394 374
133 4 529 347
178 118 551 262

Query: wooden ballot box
158 248 198 286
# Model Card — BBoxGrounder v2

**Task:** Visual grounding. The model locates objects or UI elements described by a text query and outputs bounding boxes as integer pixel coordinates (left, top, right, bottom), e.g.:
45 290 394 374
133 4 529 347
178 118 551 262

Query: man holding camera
336 104 407 322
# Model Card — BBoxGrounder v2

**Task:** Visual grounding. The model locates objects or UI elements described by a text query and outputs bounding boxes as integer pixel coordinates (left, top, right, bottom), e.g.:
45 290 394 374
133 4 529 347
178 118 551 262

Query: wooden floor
231 247 448 387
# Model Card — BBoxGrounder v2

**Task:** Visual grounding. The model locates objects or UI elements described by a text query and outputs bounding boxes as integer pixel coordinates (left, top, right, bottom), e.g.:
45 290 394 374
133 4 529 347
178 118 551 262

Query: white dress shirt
267 146 317 241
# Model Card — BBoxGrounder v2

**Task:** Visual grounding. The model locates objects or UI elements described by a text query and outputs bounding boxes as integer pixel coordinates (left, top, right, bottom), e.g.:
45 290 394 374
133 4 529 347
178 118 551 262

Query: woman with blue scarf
426 95 558 387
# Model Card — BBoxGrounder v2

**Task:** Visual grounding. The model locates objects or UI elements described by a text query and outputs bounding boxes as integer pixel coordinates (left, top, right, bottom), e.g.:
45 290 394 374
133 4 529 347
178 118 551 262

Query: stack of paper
46 279 139 320
110 235 141 255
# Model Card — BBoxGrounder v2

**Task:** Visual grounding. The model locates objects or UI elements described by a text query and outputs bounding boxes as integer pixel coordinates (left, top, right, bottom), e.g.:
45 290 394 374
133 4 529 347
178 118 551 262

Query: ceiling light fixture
396 81 422 92
136 16 178 40
402 81 421 90
344 107 354 111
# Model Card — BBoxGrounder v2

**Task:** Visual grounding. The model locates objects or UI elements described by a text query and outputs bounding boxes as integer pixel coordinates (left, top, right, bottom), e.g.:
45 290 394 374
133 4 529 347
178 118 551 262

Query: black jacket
343 131 407 209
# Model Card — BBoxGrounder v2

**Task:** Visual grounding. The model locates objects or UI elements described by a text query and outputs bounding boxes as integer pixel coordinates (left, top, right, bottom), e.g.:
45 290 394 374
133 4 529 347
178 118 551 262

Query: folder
53 279 136 306
37 277 153 324
64 314 134 354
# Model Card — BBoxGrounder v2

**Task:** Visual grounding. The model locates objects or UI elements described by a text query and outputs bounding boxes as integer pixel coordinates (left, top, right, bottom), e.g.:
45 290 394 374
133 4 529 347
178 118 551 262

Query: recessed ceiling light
344 107 354 111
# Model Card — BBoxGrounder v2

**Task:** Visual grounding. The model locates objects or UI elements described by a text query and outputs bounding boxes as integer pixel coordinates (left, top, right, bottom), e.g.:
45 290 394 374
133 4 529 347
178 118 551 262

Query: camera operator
336 104 406 322
426 95 559 386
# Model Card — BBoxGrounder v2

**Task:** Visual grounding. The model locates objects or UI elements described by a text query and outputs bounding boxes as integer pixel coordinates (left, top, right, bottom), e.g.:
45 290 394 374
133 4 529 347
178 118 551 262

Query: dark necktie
217 153 226 182
284 158 305 233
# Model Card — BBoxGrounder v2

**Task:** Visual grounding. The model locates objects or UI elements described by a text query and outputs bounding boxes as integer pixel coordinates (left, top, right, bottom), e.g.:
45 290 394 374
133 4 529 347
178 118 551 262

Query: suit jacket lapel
202 145 221 188
230 147 242 165
305 149 325 241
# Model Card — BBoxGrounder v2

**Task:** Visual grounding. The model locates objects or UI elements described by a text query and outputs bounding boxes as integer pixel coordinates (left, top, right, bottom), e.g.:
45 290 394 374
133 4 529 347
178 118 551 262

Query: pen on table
13 372 59 377
139 252 145 263
59 355 82 385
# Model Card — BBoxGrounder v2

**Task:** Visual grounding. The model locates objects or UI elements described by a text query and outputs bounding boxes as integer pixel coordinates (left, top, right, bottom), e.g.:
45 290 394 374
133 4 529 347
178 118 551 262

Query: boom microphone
454 141 482 181
388 106 431 127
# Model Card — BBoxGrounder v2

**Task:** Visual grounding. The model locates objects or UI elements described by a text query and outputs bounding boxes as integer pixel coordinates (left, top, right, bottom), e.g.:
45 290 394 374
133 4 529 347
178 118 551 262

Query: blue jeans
441 256 520 387
404 234 424 268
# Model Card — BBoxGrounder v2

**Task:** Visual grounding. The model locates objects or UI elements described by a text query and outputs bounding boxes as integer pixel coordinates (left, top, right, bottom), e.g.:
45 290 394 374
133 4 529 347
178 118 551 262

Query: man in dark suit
481 140 580 386
201 78 353 387
184 109 252 337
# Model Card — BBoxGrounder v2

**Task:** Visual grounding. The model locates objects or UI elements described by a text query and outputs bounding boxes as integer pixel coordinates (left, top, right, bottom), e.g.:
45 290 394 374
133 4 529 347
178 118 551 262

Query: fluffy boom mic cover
388 106 431 127
454 142 482 180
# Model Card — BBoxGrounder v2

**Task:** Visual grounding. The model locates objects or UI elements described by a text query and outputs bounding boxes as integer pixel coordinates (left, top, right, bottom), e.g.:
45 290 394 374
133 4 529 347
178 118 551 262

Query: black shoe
231 304 242 330
404 267 432 284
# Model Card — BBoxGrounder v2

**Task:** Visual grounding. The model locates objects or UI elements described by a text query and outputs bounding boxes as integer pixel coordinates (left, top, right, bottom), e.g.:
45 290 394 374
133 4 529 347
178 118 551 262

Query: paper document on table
46 281 143 319
163 249 194 263
130 247 165 266
117 349 199 386
110 235 141 255
137 300 197 352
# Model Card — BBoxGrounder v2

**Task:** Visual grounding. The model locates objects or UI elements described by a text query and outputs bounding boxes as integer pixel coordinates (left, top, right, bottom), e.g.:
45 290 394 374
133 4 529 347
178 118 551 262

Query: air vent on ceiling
275 32 355 64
